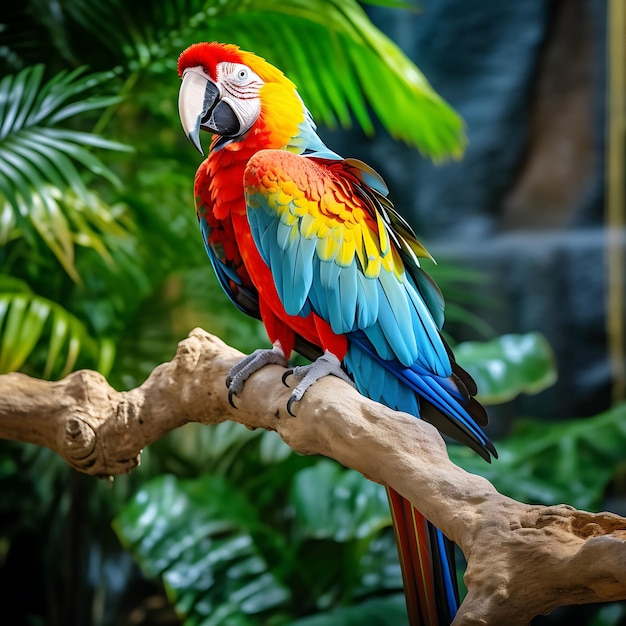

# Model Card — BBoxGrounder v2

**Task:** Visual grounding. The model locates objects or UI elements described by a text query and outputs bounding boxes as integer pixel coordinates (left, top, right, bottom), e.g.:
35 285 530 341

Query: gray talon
226 348 352 415
285 351 354 412
225 346 288 406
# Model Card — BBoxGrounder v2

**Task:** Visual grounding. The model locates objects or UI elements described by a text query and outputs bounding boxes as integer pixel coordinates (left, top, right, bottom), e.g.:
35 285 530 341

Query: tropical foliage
0 1 623 625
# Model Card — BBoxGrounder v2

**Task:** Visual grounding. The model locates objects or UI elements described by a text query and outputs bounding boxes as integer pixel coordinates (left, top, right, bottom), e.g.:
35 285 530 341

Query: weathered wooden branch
1 328 624 625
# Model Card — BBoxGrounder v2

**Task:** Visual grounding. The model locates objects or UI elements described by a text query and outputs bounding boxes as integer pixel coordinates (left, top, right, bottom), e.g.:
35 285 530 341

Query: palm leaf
60 0 465 159
0 186 135 283
0 64 132 280
0 277 113 378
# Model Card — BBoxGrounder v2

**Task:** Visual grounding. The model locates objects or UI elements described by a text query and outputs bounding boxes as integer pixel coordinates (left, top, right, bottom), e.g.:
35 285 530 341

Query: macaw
177 42 496 625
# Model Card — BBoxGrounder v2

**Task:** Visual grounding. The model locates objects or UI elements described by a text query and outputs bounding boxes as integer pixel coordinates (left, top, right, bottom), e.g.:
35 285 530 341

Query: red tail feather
388 488 455 625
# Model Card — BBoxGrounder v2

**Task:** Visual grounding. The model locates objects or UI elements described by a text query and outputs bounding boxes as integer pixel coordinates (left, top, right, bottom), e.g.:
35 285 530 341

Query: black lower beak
201 95 241 137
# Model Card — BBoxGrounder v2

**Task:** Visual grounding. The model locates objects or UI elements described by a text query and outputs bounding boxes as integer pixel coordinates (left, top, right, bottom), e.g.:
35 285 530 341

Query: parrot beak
178 67 242 155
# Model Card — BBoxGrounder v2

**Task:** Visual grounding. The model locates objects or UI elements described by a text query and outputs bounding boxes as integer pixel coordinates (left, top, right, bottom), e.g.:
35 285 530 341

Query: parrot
177 41 496 625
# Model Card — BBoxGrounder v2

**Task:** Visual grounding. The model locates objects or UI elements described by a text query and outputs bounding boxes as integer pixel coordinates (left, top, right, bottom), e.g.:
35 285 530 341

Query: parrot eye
216 61 263 100
231 66 251 84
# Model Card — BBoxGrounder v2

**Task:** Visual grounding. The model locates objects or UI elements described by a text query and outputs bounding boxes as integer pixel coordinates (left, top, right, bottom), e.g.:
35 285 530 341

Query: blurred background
0 1 624 625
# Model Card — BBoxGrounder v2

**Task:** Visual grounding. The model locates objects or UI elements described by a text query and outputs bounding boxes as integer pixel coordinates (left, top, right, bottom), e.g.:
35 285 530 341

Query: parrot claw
286 394 299 417
228 387 239 409
282 351 355 416
226 346 289 406
281 369 293 387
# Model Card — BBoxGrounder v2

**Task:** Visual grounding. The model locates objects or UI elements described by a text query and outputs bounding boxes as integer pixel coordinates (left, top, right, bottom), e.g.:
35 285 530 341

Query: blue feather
349 346 419 414
254 213 276 268
346 331 493 456
338 260 359 331
413 268 445 330
376 271 417 366
363 321 395 361
309 262 329 321
282 233 316 315
319 261 344 332
276 219 293 251
436 528 459 617
319 257 342 290
355 273 379 328
405 279 450 376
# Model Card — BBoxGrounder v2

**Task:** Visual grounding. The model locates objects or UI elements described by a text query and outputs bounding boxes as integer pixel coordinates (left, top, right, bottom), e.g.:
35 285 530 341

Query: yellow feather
289 225 300 244
276 191 292 206
337 233 356 267
352 207 365 222
300 213 318 239
362 226 380 261
317 234 340 261
353 225 366 271
365 256 381 279
281 180 302 197
376 211 390 255
391 247 405 281
316 221 330 239
381 253 394 273
291 196 310 216
280 209 298 226
323 192 345 218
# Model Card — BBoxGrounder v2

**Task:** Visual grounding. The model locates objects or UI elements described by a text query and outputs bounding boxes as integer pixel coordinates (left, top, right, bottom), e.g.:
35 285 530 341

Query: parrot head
178 42 302 154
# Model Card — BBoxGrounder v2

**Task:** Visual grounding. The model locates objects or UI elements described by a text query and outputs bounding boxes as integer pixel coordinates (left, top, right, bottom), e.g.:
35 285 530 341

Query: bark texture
1 328 625 625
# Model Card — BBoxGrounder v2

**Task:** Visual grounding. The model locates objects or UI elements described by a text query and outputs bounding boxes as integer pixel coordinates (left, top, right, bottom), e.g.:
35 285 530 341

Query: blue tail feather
345 330 495 461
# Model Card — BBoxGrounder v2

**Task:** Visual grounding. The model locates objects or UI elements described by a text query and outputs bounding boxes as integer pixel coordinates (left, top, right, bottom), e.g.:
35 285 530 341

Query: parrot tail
343 331 495 625
345 330 496 462
388 488 458 625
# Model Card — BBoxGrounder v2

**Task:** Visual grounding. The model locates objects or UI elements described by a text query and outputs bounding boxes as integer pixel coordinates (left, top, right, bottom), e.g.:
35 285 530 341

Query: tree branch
1 328 624 625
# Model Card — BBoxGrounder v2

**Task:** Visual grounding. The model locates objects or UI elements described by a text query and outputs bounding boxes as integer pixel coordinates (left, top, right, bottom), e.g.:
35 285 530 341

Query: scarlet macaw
177 42 495 625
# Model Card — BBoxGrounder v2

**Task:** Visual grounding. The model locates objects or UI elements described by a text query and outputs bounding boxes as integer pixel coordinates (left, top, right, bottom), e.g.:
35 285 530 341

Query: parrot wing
197 195 261 319
244 149 449 377
197 190 325 363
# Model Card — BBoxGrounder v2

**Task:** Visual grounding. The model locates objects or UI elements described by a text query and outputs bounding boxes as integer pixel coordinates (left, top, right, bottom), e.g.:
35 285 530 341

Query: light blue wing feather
244 149 450 377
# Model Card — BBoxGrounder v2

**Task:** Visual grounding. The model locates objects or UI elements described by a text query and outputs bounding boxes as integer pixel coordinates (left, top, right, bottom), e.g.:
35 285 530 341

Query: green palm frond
222 5 464 159
0 187 134 283
0 65 134 280
61 0 465 159
0 276 114 378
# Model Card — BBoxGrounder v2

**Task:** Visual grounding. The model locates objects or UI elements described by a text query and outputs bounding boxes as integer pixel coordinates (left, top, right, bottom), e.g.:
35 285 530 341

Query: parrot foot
226 346 289 407
282 351 355 416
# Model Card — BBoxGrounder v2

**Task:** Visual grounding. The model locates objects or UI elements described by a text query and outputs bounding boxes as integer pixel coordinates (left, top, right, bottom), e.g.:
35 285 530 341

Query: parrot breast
196 130 348 360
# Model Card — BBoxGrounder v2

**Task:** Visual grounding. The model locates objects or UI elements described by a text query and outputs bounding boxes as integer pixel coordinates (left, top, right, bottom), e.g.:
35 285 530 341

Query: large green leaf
288 461 403 610
114 474 291 625
0 64 128 196
0 281 113 377
449 403 626 510
197 3 465 158
290 460 391 542
454 332 557 405
115 452 403 623
290 594 408 625
61 0 465 158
